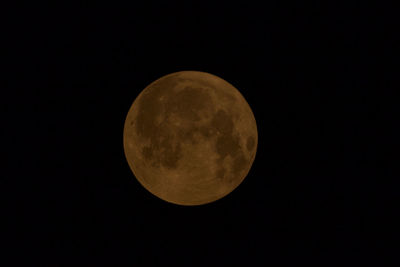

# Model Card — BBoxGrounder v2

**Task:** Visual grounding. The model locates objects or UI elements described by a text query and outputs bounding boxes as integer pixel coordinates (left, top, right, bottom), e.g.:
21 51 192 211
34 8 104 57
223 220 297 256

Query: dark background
3 1 399 266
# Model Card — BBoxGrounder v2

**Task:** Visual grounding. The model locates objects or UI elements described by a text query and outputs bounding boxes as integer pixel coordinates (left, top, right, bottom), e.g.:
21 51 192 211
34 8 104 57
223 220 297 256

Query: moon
123 71 257 205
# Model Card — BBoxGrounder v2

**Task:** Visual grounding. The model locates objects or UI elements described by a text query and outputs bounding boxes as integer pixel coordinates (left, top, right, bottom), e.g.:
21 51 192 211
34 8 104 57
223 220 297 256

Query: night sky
4 2 398 266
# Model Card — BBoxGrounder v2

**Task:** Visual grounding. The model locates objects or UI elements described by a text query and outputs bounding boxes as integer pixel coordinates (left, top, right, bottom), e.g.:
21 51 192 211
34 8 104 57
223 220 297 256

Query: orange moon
123 71 257 205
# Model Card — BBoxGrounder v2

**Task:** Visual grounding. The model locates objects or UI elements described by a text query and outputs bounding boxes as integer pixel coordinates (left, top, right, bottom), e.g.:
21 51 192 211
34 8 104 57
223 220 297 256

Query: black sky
3 1 399 266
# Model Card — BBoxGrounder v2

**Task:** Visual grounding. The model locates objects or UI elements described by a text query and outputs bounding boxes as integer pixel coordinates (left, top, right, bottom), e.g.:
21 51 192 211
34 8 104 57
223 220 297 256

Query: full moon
123 71 258 205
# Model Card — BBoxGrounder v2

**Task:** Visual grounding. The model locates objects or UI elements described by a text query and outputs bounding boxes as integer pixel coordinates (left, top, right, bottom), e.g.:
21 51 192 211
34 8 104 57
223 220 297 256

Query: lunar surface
123 71 257 205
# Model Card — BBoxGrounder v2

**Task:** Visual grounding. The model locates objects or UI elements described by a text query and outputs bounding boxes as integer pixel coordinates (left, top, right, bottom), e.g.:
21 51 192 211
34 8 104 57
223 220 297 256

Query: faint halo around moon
123 71 258 206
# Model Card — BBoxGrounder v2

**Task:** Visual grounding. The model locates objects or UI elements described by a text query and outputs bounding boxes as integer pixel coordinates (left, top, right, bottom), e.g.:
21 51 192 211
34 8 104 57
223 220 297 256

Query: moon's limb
123 71 257 205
